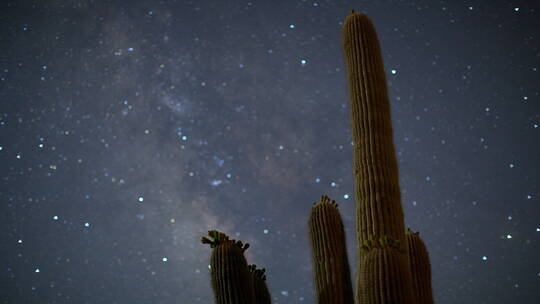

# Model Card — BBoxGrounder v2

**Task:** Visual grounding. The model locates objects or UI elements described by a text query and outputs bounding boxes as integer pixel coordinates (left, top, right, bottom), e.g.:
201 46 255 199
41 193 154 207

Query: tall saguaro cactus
201 11 434 304
342 11 414 304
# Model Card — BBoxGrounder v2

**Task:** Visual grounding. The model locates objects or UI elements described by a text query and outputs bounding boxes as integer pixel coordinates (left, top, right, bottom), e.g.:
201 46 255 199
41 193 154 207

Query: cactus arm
308 195 354 304
407 229 434 304
248 264 272 304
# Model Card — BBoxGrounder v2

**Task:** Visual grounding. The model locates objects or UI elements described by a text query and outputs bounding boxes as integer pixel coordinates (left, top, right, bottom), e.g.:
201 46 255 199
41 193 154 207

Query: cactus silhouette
407 229 434 304
343 11 415 304
308 195 354 304
201 11 434 304
248 264 272 304
201 230 255 304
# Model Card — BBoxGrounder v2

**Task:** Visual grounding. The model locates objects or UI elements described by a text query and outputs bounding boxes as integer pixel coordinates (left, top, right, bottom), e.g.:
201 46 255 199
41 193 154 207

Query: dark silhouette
201 11 434 304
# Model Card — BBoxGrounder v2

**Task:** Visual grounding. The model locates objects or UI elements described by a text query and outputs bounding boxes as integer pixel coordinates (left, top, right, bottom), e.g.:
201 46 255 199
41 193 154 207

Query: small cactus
202 231 255 304
309 195 354 304
248 264 272 304
407 229 434 304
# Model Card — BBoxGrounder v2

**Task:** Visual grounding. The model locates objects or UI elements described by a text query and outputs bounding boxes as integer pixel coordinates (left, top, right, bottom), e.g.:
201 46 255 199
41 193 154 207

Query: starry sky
1 1 539 303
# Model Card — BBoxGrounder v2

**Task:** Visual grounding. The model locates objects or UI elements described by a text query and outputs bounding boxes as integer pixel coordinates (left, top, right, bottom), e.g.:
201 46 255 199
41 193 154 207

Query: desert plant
407 229 434 304
201 230 254 304
201 11 434 304
308 195 354 304
342 10 414 304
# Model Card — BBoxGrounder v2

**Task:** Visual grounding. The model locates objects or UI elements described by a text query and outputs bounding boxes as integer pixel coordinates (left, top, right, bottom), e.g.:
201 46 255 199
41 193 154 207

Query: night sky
1 1 539 303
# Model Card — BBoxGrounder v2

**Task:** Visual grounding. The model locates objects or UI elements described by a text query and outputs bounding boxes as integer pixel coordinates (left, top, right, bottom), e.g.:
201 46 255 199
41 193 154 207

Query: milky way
1 1 539 303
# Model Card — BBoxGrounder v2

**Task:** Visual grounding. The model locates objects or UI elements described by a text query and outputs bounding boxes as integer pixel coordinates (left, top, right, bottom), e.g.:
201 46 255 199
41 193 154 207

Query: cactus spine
308 195 354 304
342 11 414 303
407 229 434 304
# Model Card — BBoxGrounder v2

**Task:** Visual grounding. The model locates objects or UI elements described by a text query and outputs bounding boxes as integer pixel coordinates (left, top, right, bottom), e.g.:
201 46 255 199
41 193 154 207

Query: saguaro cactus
407 229 434 304
342 11 414 303
201 11 435 304
248 264 272 304
359 246 414 304
308 195 354 304
201 230 255 304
